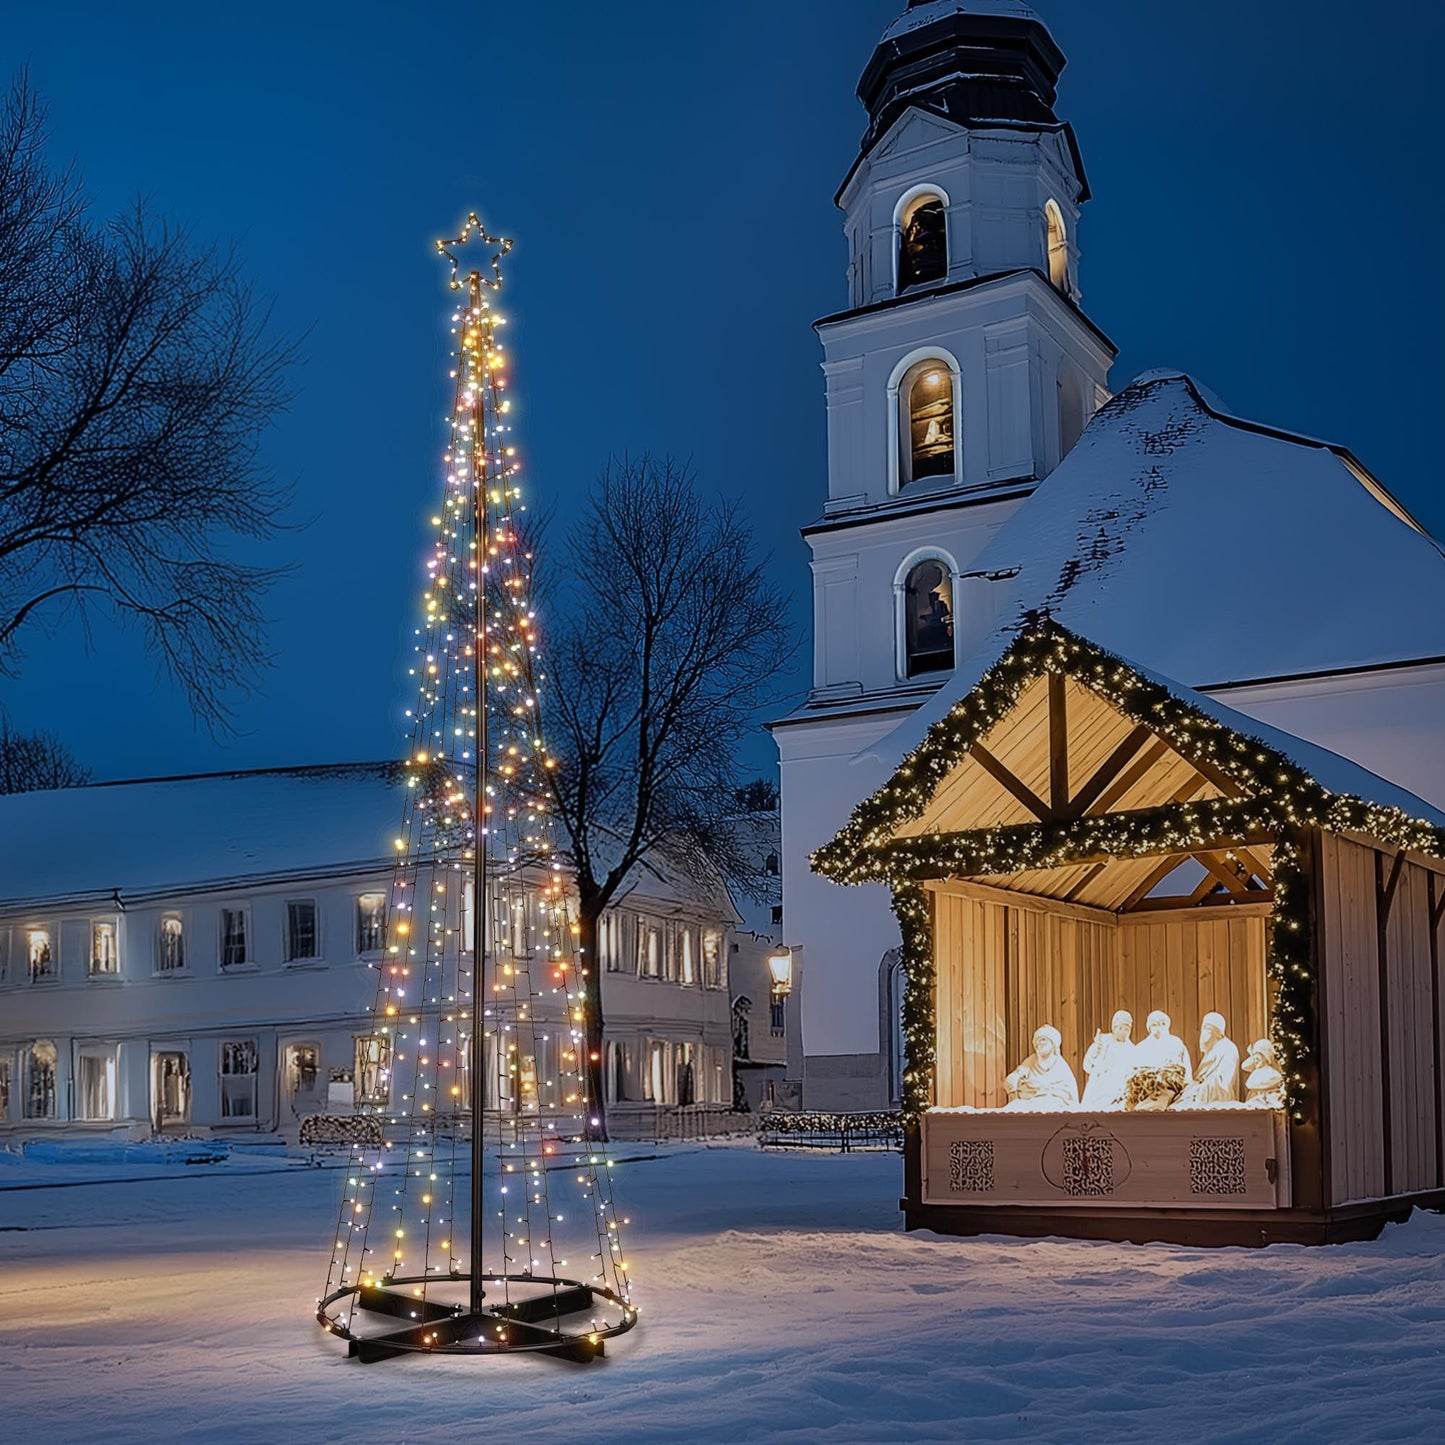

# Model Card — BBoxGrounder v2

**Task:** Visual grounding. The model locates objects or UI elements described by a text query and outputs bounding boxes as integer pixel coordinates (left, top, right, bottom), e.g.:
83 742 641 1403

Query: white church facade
776 0 1445 1112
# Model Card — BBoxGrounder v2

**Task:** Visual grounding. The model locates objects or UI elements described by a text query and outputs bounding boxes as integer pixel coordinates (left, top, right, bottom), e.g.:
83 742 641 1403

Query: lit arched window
898 194 947 291
904 558 955 677
902 361 955 485
1045 199 1068 292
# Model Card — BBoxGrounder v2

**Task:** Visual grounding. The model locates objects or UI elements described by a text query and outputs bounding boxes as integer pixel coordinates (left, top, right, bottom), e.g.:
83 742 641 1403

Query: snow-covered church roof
962 372 1445 688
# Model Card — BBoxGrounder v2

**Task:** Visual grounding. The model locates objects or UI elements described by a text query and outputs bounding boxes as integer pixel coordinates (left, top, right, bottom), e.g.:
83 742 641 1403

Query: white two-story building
0 763 735 1139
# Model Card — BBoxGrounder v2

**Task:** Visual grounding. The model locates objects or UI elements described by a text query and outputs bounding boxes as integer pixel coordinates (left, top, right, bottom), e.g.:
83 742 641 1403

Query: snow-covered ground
2 1143 1442 1442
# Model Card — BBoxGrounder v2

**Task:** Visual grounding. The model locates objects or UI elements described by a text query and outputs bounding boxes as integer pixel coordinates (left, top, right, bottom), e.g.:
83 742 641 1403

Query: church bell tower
810 0 1114 701
774 1 1115 1110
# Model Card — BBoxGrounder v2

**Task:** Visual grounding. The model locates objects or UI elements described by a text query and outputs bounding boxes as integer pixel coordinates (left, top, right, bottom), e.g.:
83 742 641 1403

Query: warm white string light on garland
815 619 1445 1124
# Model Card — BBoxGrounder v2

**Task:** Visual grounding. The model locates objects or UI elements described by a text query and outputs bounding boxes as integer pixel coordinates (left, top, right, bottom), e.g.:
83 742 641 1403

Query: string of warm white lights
320 219 631 1339
815 620 1445 1124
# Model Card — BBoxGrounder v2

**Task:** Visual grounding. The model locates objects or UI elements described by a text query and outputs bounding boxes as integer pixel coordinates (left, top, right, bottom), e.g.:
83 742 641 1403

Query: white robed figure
1003 1024 1080 1111
1178 1012 1240 1107
1242 1039 1285 1109
1081 1010 1135 1110
1131 1009 1194 1084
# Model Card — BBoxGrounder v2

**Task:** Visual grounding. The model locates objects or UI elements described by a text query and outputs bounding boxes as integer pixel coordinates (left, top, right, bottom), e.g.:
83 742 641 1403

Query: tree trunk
576 905 609 1142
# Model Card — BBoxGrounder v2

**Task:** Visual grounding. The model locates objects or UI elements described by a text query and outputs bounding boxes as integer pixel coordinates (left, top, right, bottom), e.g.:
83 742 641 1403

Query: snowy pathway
1 1145 1442 1442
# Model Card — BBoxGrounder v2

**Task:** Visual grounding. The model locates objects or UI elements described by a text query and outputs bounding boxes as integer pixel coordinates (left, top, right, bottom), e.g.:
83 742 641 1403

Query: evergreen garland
812 621 1445 1124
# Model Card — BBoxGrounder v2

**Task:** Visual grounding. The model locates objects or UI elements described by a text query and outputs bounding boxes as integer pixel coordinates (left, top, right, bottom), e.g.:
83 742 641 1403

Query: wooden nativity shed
815 621 1445 1246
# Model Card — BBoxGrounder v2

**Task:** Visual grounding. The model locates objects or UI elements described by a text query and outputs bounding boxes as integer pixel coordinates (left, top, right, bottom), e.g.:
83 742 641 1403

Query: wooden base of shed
900 1193 1445 1248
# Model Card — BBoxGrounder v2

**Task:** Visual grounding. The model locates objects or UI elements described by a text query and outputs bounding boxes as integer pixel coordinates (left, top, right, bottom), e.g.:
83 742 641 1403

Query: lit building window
219 1040 258 1119
680 928 696 985
898 194 947 291
24 1040 57 1119
904 559 955 677
220 907 249 969
354 1034 392 1106
638 922 662 978
1045 199 1068 291
356 892 387 953
286 900 318 962
27 928 54 982
902 362 955 485
90 921 119 976
153 1051 190 1126
158 915 185 973
77 1052 115 1120
600 912 626 974
703 931 722 989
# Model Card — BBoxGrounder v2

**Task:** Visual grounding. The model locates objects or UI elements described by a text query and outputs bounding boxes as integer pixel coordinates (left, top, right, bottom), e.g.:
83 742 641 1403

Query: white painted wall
1204 665 1445 812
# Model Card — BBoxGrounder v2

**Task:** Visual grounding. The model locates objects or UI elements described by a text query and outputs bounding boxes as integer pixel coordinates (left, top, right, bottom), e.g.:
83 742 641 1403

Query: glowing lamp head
767 949 794 997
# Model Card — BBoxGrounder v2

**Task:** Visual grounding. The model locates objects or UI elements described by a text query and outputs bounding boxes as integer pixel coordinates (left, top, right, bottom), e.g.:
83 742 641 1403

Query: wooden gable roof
813 621 1445 902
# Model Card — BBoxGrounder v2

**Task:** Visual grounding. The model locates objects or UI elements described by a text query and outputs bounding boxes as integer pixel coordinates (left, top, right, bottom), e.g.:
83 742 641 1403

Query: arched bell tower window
1044 199 1068 292
903 360 955 484
900 556 956 678
895 187 948 293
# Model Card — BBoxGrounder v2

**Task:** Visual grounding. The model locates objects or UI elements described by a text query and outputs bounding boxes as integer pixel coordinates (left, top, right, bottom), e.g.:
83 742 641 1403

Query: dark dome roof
860 1 1068 151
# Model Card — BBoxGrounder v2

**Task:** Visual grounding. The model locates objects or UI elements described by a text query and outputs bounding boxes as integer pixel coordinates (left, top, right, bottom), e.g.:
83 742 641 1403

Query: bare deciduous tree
536 456 795 1136
0 72 295 733
0 723 89 794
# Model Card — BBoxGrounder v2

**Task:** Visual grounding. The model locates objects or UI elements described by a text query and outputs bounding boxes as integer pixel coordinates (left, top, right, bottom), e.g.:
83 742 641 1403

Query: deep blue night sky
2 1 1442 782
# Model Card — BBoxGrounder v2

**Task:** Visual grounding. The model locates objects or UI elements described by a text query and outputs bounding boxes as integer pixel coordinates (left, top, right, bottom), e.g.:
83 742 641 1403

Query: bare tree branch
0 71 297 734
0 720 89 793
528 455 796 1135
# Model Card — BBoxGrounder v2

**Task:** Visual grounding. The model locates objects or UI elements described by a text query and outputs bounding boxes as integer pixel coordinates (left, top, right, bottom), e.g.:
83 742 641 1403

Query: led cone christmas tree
316 216 636 1364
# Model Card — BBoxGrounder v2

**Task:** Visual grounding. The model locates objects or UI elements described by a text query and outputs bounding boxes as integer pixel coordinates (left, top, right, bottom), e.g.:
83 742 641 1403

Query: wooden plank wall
1316 832 1445 1205
1319 833 1384 1203
1320 832 1445 1204
1114 914 1268 1069
934 894 1005 1109
932 891 1117 1109
1005 907 1114 1083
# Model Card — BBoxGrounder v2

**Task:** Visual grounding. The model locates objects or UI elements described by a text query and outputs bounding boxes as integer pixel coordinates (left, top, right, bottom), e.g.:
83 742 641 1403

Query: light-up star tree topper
315 217 636 1364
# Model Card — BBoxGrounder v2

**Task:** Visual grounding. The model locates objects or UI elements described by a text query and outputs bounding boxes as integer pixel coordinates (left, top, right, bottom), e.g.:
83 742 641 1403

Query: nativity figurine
1131 1010 1194 1083
1081 1010 1136 1110
1177 1011 1240 1107
1243 1038 1285 1109
1003 1025 1080 1112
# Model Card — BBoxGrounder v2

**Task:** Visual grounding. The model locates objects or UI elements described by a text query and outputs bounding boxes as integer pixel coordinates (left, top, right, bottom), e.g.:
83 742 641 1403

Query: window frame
892 183 951 295
354 1033 392 1107
284 898 320 965
26 925 56 984
23 1039 59 1120
156 913 187 975
1044 198 1069 292
218 1039 259 1121
886 348 963 495
219 904 252 971
89 918 121 978
895 549 959 682
702 930 724 990
76 1046 117 1121
355 891 387 955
